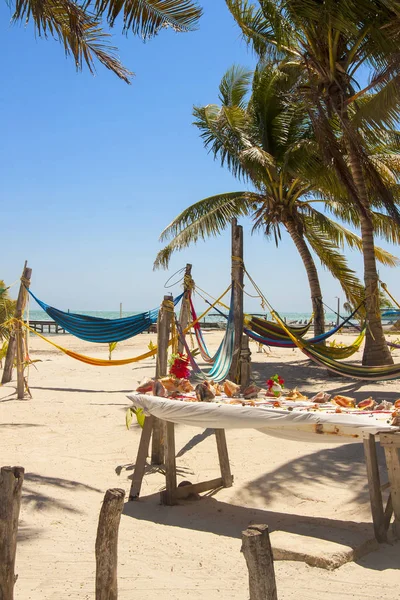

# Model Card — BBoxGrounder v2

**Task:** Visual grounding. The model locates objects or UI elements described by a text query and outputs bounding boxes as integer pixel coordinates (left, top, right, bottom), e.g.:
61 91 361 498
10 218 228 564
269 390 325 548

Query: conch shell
309 391 331 403
223 380 240 398
357 397 377 410
394 398 400 409
332 395 355 408
243 384 260 399
136 378 154 393
391 411 400 427
375 400 393 411
160 376 179 392
195 383 215 402
286 387 308 401
152 380 167 397
177 379 194 393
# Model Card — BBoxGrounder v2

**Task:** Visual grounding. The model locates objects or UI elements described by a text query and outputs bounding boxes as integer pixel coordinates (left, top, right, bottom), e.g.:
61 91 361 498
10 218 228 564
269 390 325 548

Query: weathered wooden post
151 294 173 465
0 466 25 600
239 334 252 390
95 488 125 600
241 524 278 600
229 219 244 382
177 264 193 355
2 262 32 394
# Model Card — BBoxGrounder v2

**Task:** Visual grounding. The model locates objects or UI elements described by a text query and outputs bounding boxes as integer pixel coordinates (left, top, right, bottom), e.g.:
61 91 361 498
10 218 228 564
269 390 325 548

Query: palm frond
12 0 132 82
218 65 253 108
87 0 202 36
154 191 261 269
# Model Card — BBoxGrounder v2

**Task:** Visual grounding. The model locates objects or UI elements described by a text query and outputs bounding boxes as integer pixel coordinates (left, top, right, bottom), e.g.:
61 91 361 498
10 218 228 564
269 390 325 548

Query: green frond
154 191 262 269
12 0 133 82
218 65 253 108
88 0 202 36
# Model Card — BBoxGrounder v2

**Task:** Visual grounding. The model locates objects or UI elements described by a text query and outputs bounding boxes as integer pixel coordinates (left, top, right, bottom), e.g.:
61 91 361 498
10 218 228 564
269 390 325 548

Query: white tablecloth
127 393 399 444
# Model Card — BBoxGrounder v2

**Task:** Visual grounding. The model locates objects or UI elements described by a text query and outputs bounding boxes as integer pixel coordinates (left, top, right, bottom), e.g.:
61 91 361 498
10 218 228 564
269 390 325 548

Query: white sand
1 330 399 599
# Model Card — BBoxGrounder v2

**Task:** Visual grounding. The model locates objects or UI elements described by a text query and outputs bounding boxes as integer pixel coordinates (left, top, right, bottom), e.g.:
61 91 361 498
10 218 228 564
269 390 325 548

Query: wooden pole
0 466 25 600
163 421 178 505
151 294 173 465
239 334 252 390
229 219 244 382
119 303 122 318
363 434 387 543
2 262 32 388
241 524 278 600
95 488 125 600
178 264 192 355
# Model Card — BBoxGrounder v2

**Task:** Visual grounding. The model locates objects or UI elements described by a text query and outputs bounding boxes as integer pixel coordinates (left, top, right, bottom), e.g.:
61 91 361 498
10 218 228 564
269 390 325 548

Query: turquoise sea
28 309 339 326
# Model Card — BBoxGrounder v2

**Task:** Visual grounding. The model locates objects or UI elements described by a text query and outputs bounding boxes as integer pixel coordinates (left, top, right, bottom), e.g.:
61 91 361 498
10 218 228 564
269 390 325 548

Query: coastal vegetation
155 62 399 338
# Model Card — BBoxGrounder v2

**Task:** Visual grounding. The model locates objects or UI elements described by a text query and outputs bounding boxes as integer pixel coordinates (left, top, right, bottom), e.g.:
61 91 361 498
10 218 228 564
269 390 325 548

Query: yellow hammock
311 327 366 360
17 286 231 367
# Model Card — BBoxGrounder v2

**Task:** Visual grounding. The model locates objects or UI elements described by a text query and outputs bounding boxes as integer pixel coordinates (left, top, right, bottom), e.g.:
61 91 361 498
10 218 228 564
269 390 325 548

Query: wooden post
215 429 233 487
178 264 192 355
119 303 122 318
129 416 154 500
151 294 173 465
363 434 387 542
229 219 244 382
163 422 178 505
0 466 25 600
95 488 125 600
239 334 252 390
380 434 400 539
241 524 278 600
2 262 32 390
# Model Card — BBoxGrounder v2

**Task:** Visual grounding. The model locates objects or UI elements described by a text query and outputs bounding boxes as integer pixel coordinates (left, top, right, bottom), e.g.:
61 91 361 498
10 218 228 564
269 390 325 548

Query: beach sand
1 330 399 599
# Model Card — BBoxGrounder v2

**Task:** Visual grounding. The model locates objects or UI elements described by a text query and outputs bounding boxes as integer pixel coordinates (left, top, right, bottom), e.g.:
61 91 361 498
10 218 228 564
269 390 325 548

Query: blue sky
1 1 399 314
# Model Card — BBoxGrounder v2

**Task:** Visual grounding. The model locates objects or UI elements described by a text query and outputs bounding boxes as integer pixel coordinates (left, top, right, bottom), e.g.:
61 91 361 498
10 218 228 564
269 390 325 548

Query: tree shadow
0 423 44 428
21 473 103 514
236 443 388 509
30 386 133 394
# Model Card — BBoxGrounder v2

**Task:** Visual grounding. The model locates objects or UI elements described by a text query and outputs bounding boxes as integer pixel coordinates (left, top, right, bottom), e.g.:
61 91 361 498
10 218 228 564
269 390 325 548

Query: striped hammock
27 289 184 343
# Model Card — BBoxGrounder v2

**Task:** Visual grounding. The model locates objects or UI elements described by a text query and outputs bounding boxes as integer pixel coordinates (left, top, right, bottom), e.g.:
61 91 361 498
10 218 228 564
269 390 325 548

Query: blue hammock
27 289 184 343
178 290 235 382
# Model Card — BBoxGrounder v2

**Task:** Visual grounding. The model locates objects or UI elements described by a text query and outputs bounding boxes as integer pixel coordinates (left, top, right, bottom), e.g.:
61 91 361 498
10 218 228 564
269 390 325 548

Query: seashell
213 383 222 396
195 383 215 402
375 400 393 411
394 399 400 409
332 395 355 408
223 379 240 398
177 379 194 393
335 407 342 413
391 411 400 427
309 391 331 403
136 378 154 393
357 397 377 410
160 376 179 392
273 400 282 408
286 387 308 401
243 384 261 399
152 380 167 397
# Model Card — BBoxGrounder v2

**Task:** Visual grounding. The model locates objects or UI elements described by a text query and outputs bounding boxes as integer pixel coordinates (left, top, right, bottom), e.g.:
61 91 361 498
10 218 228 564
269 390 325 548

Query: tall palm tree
154 63 398 336
8 0 202 83
226 0 400 365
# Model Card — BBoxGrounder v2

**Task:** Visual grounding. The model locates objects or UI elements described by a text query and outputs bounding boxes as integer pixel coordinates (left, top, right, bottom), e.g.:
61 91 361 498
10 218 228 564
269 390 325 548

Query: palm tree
154 63 398 336
8 0 202 83
226 0 400 365
0 281 16 343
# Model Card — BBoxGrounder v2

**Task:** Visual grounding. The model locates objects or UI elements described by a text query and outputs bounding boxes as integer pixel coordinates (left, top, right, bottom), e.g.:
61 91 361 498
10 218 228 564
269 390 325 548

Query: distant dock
27 320 67 334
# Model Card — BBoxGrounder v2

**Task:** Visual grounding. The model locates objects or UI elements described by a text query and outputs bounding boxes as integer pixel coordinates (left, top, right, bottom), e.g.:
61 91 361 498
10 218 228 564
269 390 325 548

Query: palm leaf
154 191 261 269
88 0 202 36
12 0 133 82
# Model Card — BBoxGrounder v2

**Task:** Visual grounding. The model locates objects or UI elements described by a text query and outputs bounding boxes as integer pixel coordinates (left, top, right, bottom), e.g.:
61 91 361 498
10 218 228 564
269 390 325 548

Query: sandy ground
1 329 399 599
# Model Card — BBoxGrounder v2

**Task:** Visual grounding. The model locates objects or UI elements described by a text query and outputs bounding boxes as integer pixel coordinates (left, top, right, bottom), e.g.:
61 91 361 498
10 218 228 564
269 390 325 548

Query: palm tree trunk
347 145 393 366
285 220 325 337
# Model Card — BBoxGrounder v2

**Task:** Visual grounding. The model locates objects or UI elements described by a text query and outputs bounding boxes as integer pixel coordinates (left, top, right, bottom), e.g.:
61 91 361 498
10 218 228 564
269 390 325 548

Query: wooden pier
26 321 66 334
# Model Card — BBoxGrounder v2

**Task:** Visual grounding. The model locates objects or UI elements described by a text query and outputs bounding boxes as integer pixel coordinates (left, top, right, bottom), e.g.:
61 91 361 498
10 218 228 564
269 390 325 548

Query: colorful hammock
27 289 183 343
189 296 218 364
178 290 235 382
245 303 363 349
272 312 400 381
16 286 231 367
248 316 313 341
246 325 366 359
